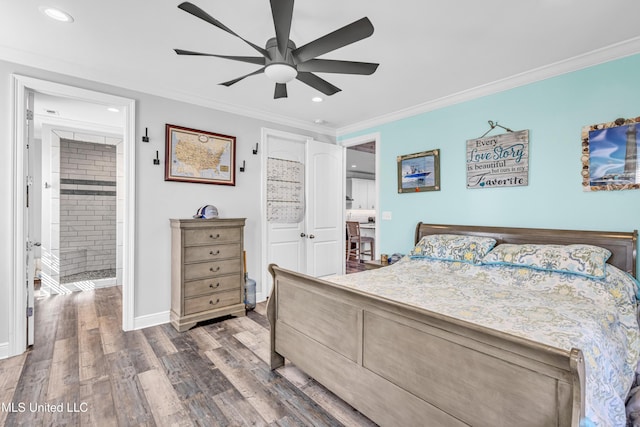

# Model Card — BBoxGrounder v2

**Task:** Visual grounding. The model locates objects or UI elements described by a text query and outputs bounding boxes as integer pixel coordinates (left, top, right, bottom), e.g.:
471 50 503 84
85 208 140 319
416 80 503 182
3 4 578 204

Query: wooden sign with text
466 130 529 189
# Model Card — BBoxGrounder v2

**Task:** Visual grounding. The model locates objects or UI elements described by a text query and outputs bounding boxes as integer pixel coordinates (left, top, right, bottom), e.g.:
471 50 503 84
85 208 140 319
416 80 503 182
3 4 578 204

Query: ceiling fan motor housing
265 37 297 66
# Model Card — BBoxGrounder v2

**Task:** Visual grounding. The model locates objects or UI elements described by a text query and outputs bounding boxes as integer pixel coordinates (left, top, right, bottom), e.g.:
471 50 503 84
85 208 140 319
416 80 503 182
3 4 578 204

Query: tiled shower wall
59 139 117 279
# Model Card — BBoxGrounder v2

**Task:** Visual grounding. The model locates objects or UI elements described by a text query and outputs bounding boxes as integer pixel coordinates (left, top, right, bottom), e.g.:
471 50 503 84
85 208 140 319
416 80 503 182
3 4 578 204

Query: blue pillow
481 243 611 279
410 234 497 265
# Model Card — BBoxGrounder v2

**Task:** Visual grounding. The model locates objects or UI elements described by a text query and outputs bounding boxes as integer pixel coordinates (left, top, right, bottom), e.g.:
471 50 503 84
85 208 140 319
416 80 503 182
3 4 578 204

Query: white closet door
305 140 344 278
262 129 345 299
265 132 306 281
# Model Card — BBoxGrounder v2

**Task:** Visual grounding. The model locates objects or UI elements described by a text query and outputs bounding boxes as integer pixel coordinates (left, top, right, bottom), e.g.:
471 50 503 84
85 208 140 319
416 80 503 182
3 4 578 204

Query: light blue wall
340 54 640 263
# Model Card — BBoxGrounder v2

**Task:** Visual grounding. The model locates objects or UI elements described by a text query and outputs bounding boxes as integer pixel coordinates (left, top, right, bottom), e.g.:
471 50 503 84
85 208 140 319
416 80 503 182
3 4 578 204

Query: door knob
308 234 315 239
300 233 306 238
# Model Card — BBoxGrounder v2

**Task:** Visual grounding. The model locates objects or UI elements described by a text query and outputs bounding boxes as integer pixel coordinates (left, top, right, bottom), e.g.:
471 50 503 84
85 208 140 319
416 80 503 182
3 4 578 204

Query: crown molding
4 35 640 141
336 36 640 137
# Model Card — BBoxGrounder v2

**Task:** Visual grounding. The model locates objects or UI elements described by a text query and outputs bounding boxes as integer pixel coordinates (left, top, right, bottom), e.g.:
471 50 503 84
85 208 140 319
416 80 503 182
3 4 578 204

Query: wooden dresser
170 218 246 332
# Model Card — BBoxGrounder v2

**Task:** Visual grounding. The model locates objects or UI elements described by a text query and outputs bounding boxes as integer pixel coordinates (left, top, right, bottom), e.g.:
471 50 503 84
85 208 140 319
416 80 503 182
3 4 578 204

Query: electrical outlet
382 211 392 220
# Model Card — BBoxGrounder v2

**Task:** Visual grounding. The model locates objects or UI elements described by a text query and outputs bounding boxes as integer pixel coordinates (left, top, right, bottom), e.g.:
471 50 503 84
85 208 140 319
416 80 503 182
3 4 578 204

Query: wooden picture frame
165 124 236 186
582 117 640 191
397 149 440 193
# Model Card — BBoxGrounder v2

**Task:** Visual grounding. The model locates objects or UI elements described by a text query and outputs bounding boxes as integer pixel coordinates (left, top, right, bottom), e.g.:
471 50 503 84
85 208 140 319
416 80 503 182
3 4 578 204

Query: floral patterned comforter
328 257 640 426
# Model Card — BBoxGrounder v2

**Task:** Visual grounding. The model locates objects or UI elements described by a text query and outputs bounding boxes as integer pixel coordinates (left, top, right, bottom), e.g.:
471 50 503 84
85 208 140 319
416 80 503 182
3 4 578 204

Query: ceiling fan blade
296 59 378 75
274 83 288 99
178 2 270 59
270 0 294 58
296 72 341 96
219 68 265 87
293 17 374 63
174 49 266 65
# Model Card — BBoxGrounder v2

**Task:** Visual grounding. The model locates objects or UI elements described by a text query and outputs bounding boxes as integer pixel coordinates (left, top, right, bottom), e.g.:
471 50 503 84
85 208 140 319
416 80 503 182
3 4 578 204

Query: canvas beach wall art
582 117 640 191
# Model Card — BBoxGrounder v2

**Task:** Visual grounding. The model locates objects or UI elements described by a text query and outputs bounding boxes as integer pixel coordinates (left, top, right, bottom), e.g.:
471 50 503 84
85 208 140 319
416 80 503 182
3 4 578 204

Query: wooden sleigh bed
266 223 638 427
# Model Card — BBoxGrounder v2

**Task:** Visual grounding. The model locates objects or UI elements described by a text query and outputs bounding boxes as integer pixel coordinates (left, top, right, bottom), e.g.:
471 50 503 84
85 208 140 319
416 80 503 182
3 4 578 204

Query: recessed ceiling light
107 107 120 113
351 164 357 168
311 97 323 103
39 6 74 23
313 119 326 124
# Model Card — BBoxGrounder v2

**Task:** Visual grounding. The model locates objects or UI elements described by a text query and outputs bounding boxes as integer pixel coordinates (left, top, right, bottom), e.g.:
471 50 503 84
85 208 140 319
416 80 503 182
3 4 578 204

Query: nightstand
364 259 389 270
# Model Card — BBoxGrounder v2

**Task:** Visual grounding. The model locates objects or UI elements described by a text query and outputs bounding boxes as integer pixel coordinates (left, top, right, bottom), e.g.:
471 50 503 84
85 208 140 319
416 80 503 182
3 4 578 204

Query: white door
265 131 306 276
262 129 344 298
24 89 36 346
305 140 344 277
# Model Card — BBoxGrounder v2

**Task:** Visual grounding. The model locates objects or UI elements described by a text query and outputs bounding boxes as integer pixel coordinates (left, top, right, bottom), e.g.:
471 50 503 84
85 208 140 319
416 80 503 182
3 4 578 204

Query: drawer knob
209 250 220 255
209 233 220 239
209 283 220 289
210 266 221 272
209 298 220 305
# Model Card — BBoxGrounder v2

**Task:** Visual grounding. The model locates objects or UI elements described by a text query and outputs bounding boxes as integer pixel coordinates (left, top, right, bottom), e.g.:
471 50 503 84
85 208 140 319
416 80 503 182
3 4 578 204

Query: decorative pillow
410 234 497 265
481 244 611 279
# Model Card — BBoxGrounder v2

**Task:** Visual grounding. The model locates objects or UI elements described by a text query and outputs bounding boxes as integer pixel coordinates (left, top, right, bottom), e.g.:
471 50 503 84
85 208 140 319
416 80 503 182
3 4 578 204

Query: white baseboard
93 278 117 288
0 342 8 360
256 291 267 303
133 310 170 330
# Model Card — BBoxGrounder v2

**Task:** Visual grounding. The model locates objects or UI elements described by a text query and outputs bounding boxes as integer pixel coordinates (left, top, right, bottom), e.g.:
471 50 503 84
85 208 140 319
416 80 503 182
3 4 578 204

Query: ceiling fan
174 1 379 99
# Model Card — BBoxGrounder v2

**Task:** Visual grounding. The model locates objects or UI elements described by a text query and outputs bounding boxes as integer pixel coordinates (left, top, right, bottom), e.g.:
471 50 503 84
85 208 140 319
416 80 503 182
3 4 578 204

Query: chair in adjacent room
346 221 374 262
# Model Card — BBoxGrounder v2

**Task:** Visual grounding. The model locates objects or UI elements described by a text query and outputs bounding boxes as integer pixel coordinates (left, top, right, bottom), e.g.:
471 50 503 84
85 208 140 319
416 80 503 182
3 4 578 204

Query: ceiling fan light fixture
264 63 297 84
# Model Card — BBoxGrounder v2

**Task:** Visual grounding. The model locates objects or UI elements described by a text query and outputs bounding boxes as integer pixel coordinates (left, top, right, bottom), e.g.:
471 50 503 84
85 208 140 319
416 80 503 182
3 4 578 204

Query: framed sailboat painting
397 149 440 193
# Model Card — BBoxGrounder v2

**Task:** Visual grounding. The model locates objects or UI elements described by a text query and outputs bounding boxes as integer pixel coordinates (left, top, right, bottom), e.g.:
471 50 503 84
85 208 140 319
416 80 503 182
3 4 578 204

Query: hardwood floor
0 287 377 427
345 260 366 274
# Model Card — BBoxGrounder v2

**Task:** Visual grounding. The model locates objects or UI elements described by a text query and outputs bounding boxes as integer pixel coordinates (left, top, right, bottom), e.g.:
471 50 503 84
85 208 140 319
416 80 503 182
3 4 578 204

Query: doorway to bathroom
11 75 136 357
37 117 123 295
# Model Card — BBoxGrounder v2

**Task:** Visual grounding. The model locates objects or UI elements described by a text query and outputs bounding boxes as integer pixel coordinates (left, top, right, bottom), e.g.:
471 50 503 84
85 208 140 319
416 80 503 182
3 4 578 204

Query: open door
24 89 36 347
10 74 137 358
305 140 344 277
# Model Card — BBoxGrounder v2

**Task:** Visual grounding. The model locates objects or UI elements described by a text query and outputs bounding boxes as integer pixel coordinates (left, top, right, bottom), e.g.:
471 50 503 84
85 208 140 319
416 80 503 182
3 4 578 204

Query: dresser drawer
183 227 241 246
184 243 241 263
184 275 241 298
184 289 242 315
183 258 242 281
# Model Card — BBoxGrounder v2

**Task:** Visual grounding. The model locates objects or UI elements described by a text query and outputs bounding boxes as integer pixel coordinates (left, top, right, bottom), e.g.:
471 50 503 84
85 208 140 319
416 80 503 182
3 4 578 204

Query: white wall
0 59 334 351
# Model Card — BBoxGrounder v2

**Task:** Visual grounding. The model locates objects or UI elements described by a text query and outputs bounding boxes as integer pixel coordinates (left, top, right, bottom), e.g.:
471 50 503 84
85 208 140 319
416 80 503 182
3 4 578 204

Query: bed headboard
415 223 638 278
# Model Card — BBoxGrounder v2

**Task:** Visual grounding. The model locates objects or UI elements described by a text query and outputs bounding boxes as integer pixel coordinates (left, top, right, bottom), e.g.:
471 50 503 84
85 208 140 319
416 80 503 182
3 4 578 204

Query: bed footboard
267 264 585 427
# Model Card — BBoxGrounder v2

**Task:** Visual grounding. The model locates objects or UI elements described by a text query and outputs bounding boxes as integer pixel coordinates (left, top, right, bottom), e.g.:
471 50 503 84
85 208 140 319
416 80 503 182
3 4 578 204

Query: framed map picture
165 124 236 186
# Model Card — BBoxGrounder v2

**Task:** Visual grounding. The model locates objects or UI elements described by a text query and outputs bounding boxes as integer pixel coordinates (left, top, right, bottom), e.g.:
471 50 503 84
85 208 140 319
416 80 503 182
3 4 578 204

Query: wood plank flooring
0 287 377 427
345 260 366 275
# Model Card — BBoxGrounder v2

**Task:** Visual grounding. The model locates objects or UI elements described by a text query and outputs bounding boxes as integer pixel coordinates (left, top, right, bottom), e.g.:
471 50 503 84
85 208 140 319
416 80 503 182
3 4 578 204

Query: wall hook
253 143 259 155
142 127 150 143
239 160 246 172
153 150 160 165
479 120 514 138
